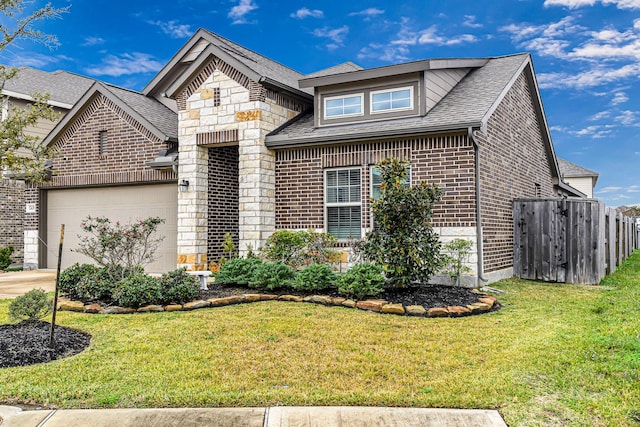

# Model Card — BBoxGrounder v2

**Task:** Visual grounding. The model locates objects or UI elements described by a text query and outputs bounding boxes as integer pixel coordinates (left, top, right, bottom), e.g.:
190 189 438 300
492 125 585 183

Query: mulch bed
0 320 91 369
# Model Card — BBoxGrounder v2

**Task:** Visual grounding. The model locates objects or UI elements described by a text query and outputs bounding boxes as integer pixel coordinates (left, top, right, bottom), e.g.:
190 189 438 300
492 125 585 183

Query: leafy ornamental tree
75 216 165 281
441 238 474 286
362 158 443 287
0 1 69 181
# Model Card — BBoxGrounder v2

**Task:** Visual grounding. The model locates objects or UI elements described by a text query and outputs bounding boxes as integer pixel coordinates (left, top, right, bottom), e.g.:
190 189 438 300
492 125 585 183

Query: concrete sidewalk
0 270 56 299
0 405 508 426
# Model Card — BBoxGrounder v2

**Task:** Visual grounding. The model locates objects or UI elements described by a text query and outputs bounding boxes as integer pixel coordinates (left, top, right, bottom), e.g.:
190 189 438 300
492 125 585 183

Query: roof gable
143 29 312 101
42 82 177 147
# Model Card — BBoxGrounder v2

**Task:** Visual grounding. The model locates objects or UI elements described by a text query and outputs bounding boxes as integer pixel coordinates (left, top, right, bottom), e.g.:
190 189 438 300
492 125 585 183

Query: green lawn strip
0 252 638 426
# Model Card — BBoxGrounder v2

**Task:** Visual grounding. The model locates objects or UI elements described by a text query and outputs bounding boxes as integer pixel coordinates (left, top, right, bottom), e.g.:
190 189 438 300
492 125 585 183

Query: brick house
0 67 93 265
28 29 581 285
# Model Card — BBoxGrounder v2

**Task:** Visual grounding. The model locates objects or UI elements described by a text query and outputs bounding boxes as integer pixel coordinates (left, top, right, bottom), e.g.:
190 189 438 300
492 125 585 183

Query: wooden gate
513 198 606 284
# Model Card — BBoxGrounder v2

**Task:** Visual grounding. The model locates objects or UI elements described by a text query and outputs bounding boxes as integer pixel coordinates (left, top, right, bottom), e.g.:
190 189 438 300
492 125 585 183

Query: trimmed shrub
260 230 339 269
112 274 161 308
159 268 200 304
293 264 336 292
9 288 51 322
337 263 386 299
59 263 99 299
0 245 13 270
215 257 262 286
249 262 295 291
75 274 117 302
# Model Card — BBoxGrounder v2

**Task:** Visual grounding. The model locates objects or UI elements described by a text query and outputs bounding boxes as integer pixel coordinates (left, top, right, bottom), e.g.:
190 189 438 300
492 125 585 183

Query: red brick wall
274 135 477 232
478 72 556 272
208 146 239 262
48 94 175 187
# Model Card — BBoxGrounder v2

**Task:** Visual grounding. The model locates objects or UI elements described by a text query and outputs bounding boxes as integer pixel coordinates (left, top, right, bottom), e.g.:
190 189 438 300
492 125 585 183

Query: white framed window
370 165 411 201
324 93 363 119
325 168 361 239
370 86 413 114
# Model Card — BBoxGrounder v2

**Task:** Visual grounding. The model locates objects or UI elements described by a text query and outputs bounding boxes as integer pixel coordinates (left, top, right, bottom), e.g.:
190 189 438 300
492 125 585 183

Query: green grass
2 252 640 426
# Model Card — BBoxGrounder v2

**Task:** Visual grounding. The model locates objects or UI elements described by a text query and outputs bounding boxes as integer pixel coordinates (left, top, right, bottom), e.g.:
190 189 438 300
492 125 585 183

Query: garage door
46 184 177 273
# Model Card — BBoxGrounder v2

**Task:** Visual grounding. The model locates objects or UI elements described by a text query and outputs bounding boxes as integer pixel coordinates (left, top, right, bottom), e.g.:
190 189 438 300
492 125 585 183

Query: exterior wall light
178 179 190 192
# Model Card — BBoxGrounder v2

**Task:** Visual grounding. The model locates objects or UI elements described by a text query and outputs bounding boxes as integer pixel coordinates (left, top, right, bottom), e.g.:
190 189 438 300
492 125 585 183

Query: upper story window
370 87 413 114
324 94 363 119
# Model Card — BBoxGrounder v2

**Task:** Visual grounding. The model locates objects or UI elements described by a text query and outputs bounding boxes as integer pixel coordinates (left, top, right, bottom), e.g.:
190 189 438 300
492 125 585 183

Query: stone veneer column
22 184 39 270
238 126 275 255
176 132 209 271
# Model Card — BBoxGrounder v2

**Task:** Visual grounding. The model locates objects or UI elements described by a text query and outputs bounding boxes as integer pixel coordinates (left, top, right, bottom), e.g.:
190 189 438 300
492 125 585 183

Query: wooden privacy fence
513 198 639 285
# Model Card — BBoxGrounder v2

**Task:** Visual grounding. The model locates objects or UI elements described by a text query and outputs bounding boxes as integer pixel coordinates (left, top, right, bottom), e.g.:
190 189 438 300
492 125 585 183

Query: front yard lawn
1 251 639 426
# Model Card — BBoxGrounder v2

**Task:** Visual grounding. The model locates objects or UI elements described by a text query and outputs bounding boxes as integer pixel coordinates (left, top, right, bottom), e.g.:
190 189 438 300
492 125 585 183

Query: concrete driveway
0 270 56 299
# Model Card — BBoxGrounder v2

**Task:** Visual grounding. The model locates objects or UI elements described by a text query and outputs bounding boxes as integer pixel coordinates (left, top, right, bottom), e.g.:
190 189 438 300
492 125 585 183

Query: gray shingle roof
266 54 530 144
1 66 94 107
304 62 363 79
557 158 598 178
105 84 177 139
201 29 312 95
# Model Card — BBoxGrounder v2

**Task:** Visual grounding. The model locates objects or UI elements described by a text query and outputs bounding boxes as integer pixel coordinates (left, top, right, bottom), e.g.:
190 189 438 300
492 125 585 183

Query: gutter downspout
468 127 489 286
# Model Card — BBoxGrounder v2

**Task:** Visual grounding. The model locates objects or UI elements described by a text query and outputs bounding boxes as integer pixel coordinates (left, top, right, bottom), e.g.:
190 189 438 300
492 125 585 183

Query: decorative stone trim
57 293 499 318
196 129 238 146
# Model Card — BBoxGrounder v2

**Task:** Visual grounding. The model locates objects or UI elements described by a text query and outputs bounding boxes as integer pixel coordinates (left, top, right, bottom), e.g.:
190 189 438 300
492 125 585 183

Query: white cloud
348 8 384 18
537 63 640 89
417 26 478 45
312 25 349 45
85 53 163 77
572 124 614 138
358 42 410 62
628 185 640 193
590 110 611 120
148 20 193 38
290 8 323 19
615 110 639 125
596 186 623 193
2 52 70 68
81 37 105 47
611 91 629 105
545 0 640 8
463 15 483 28
500 16 584 59
228 0 258 24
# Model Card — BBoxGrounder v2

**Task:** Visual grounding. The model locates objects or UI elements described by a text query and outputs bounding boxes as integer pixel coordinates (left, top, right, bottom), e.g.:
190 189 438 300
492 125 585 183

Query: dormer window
370 87 413 114
324 94 363 119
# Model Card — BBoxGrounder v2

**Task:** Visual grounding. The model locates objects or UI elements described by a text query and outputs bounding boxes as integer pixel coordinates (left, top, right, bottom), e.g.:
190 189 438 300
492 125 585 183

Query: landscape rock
137 305 165 313
356 300 386 312
101 306 136 314
447 306 472 316
58 301 85 312
165 304 183 312
309 295 332 305
331 297 346 306
382 303 405 315
406 305 427 316
278 295 304 302
183 300 211 310
341 299 356 308
84 303 101 314
427 307 449 318
207 296 243 307
466 302 491 313
478 296 496 307
260 294 279 301
242 294 262 303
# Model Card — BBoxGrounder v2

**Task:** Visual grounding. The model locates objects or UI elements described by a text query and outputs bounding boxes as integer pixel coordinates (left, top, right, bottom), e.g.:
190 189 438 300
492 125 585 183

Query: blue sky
1 0 639 206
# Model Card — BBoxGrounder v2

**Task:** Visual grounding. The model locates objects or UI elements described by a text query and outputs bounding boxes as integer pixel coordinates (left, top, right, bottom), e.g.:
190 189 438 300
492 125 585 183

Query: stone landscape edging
57 290 499 318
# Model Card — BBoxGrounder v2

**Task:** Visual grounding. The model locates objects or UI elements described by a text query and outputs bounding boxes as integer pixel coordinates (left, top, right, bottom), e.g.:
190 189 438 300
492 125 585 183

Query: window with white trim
370 87 413 113
324 94 363 119
371 165 411 201
325 168 361 239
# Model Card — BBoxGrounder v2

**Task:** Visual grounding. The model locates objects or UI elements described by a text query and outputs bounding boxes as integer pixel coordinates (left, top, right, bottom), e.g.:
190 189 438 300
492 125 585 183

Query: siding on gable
563 176 593 198
477 71 556 273
425 69 469 111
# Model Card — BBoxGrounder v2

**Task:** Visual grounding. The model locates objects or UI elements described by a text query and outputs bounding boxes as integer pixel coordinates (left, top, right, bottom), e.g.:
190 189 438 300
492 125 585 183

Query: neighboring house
557 158 598 198
0 67 93 265
27 29 581 285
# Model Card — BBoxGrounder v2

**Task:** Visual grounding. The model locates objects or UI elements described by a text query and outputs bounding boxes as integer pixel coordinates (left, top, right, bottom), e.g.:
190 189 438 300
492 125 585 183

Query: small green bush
249 262 295 290
293 264 336 292
260 230 339 269
112 274 161 308
9 288 51 322
215 257 262 286
59 263 99 299
0 245 15 270
159 268 200 304
75 274 116 302
337 263 386 299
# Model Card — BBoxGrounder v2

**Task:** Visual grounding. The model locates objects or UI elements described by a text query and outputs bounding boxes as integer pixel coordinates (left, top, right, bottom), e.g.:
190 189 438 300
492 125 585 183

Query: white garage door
46 184 177 273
